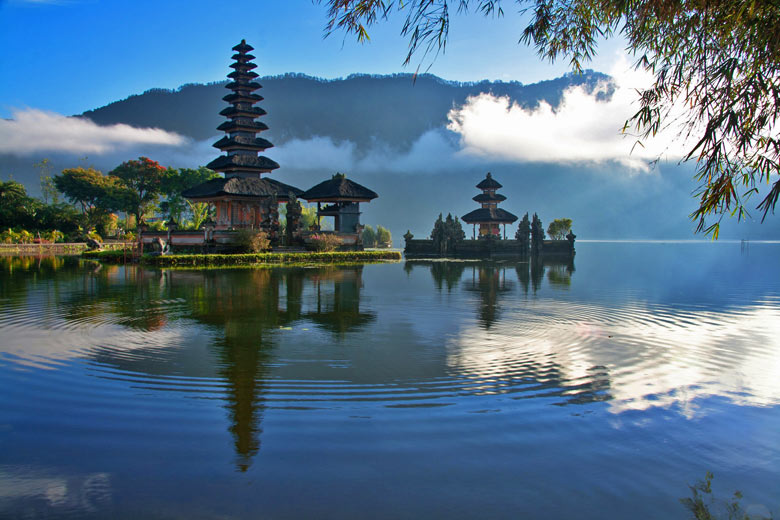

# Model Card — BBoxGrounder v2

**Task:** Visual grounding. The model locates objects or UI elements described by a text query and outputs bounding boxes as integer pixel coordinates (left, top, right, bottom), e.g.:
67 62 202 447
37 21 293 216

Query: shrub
236 229 271 253
1 229 19 244
18 230 34 244
309 233 341 252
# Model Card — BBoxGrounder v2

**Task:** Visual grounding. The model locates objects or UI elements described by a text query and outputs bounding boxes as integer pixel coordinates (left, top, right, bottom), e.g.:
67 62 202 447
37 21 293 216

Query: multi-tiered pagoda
183 40 302 234
461 172 518 238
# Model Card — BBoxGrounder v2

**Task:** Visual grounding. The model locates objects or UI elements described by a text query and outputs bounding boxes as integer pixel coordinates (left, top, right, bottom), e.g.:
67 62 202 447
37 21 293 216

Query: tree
109 157 167 225
515 212 530 241
34 158 58 205
362 224 377 246
376 225 392 246
0 181 36 229
53 167 123 230
547 218 573 240
161 166 219 224
320 0 780 237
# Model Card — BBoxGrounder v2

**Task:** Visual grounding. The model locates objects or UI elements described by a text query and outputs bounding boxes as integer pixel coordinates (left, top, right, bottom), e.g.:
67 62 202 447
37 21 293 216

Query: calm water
1 242 778 519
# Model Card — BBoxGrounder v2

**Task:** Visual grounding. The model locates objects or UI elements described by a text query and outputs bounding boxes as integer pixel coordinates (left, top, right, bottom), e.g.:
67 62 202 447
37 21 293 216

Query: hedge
83 250 402 266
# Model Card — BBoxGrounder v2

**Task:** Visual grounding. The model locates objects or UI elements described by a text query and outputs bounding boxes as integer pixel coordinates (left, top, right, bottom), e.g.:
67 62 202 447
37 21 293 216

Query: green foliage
362 225 377 247
53 167 126 231
376 225 392 246
432 213 465 254
680 472 764 520
320 0 780 236
0 180 82 235
309 233 342 252
235 229 271 253
515 213 531 242
109 157 167 225
34 158 59 205
160 167 219 224
188 201 212 230
547 218 573 240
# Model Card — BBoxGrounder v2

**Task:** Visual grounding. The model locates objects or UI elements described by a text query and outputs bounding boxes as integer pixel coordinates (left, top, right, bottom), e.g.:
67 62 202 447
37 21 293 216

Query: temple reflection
13 263 373 471
407 258 577 328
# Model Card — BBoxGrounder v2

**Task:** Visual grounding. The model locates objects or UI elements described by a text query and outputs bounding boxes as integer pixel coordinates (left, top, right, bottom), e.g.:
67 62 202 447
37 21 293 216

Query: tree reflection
465 264 515 329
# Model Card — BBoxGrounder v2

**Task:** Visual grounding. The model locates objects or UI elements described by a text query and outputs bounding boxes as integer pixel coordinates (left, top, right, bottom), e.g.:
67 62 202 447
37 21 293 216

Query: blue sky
0 0 626 118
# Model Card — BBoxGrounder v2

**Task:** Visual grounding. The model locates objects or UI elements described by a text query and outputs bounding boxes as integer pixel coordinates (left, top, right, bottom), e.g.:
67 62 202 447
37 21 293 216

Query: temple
182 39 302 237
404 172 575 259
301 173 378 234
461 172 518 239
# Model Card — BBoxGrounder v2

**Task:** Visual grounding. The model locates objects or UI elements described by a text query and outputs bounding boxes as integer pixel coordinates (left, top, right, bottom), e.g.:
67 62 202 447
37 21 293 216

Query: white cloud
0 108 187 155
446 56 689 172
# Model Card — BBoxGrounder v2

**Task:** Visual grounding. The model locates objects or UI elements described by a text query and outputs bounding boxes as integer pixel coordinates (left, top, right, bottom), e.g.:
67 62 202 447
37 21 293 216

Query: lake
1 242 778 519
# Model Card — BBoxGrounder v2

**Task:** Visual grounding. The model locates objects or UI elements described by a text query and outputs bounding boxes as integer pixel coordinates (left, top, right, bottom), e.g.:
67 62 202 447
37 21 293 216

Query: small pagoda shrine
182 40 302 236
461 172 518 238
301 173 378 234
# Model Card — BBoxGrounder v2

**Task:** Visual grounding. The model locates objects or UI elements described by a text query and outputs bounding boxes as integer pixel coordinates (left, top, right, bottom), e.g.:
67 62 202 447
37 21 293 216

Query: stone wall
404 238 574 259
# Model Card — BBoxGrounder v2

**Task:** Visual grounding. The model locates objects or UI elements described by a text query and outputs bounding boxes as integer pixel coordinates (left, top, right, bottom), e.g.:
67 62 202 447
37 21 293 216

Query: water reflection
1 247 780 519
407 258 576 328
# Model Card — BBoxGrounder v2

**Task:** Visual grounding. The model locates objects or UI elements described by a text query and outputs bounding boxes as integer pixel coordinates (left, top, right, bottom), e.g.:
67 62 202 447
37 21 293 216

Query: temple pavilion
182 40 302 234
461 172 518 238
301 173 378 233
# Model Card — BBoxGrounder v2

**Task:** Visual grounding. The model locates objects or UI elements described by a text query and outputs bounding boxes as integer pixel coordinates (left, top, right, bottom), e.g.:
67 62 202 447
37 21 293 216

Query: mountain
82 72 612 150
2 71 777 241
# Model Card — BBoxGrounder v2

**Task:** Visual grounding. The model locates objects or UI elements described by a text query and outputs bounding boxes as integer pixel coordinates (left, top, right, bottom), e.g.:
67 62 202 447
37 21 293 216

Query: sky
0 0 628 118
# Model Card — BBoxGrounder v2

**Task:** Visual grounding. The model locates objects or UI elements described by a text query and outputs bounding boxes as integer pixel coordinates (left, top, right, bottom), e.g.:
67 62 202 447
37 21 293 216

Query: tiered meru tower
461 172 518 238
183 39 302 233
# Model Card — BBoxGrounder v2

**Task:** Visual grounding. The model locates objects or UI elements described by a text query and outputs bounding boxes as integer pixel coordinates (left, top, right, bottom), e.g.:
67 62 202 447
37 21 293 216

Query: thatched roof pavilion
301 173 378 233
462 172 517 238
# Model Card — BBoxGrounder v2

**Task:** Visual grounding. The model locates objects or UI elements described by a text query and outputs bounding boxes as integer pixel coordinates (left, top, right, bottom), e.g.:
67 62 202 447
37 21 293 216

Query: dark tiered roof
223 93 263 104
476 172 502 190
216 120 269 133
461 207 518 224
473 192 507 203
301 173 378 202
230 61 257 70
231 53 256 61
182 176 303 200
206 154 280 172
219 106 267 118
212 136 274 151
225 81 262 92
232 40 254 52
227 70 259 80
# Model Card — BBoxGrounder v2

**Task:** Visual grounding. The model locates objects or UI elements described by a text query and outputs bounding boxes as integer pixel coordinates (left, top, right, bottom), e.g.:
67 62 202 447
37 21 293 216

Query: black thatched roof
232 40 254 53
212 136 274 151
182 176 302 200
223 93 263 104
461 207 518 224
227 70 259 80
217 120 269 133
476 172 502 190
231 53 256 61
473 192 507 203
219 106 267 118
301 173 378 202
230 61 257 71
207 154 280 172
226 81 262 92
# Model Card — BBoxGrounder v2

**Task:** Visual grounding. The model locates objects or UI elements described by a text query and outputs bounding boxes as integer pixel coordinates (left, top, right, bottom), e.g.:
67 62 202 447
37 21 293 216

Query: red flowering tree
109 157 167 226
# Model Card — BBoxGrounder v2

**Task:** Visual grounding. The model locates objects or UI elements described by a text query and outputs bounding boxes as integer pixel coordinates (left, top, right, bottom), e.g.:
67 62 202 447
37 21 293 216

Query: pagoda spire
207 39 280 179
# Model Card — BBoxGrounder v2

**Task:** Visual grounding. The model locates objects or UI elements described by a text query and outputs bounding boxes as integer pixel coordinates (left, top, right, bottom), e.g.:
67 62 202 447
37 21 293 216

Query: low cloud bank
447 58 688 171
0 109 186 155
